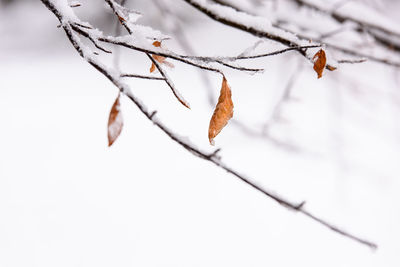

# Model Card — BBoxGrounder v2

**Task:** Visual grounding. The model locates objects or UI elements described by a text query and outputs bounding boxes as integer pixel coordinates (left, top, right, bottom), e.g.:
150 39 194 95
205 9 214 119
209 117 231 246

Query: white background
1 1 400 266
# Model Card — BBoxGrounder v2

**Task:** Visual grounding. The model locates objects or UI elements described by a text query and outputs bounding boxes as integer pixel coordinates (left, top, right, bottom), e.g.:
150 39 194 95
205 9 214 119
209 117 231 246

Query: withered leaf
152 41 162 47
150 55 166 73
107 94 123 147
149 41 174 73
313 49 327 79
327 65 337 71
208 77 234 145
150 63 155 73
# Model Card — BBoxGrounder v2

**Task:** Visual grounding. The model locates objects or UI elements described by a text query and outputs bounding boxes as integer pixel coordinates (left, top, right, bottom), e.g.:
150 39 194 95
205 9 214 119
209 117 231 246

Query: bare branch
338 59 367 64
235 45 321 60
120 73 166 80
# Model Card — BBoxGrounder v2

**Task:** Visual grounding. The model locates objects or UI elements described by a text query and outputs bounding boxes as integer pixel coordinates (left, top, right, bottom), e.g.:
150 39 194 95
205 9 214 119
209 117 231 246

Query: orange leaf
107 94 123 147
149 41 173 73
208 77 234 145
313 49 327 79
150 55 166 73
152 41 162 47
327 65 337 71
150 62 156 73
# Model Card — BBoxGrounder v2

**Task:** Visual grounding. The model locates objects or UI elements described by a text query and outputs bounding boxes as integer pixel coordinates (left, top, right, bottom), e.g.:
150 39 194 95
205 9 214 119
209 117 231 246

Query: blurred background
0 0 399 266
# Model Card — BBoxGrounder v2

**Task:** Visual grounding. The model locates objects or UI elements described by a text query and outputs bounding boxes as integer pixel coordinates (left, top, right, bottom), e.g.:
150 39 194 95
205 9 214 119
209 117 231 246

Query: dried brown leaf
313 49 327 79
152 41 162 47
327 65 337 71
208 77 234 145
107 94 123 147
150 63 156 73
149 41 173 73
150 55 166 73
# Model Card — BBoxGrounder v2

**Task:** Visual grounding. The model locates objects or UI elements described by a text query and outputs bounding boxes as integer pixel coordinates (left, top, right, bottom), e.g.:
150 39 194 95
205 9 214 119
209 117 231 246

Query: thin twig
338 59 367 64
121 73 166 80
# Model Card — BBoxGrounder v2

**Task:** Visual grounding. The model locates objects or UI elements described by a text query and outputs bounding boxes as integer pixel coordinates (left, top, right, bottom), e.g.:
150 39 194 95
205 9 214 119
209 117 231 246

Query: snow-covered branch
184 0 400 68
39 0 380 250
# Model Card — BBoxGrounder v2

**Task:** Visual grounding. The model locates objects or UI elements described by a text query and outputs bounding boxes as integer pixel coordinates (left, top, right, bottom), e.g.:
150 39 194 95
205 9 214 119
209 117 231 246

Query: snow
51 0 79 22
126 24 170 42
1 1 400 267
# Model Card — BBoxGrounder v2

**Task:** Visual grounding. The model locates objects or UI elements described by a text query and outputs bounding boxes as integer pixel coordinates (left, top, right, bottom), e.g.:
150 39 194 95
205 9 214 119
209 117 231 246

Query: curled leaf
108 94 123 147
150 55 166 73
149 41 174 73
208 77 234 145
313 49 327 79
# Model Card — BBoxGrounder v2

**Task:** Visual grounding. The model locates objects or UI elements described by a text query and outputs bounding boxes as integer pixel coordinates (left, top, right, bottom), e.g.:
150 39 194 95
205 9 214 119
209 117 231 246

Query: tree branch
183 0 400 68
120 73 166 80
40 0 377 250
